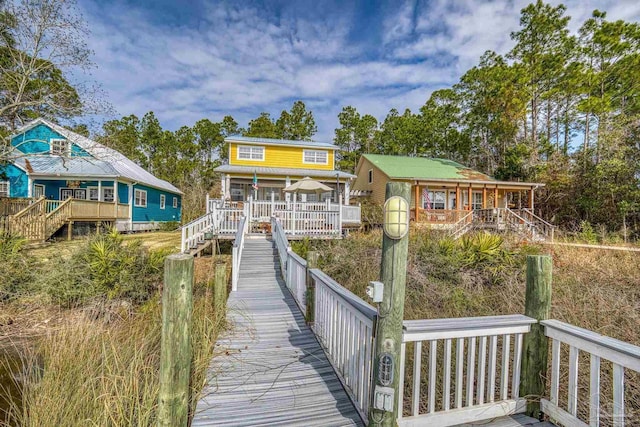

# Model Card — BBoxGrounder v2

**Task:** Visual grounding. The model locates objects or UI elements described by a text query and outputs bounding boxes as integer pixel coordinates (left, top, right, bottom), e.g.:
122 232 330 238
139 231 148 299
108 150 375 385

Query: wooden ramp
192 237 363 426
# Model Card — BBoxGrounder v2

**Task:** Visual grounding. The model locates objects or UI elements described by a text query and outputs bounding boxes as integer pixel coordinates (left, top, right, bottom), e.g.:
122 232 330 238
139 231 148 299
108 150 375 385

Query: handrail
517 208 554 230
309 269 377 321
286 251 307 312
231 215 247 291
398 314 536 427
449 210 474 239
540 319 640 426
12 196 45 219
310 267 376 420
271 217 290 277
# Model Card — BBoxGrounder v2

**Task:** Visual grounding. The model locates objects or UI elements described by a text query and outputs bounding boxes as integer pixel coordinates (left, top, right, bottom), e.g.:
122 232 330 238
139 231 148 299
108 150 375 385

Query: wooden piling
158 254 194 427
369 182 411 426
214 263 227 314
520 255 552 419
305 251 319 324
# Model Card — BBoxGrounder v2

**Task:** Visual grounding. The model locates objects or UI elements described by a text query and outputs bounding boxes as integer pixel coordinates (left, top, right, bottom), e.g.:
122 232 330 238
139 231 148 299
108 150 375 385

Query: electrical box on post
373 385 394 412
366 281 384 303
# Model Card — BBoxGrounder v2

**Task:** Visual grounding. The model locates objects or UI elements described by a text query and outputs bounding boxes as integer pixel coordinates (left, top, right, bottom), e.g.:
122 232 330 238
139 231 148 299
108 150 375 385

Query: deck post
520 255 552 419
158 254 193 427
305 251 319 325
214 263 227 314
369 182 410 427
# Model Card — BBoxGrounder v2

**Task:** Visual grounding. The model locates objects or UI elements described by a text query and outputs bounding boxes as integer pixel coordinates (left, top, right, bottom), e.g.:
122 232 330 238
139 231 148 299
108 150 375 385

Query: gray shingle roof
214 164 356 179
13 119 182 194
15 155 118 177
225 135 338 149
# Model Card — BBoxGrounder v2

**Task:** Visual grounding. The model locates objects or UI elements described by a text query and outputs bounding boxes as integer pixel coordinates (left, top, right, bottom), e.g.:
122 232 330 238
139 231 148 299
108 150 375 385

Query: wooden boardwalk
192 237 364 426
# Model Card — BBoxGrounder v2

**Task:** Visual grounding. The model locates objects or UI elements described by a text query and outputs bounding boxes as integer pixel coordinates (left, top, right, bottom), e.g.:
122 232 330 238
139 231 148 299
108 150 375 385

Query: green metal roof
362 154 495 182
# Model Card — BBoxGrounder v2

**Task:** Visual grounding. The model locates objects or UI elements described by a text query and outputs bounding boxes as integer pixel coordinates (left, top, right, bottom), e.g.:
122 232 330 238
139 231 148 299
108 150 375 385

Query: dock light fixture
383 195 409 240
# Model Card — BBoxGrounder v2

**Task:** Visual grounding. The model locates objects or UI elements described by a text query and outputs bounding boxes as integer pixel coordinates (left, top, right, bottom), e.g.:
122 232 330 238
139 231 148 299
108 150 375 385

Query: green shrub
578 220 598 244
158 221 180 232
38 230 170 307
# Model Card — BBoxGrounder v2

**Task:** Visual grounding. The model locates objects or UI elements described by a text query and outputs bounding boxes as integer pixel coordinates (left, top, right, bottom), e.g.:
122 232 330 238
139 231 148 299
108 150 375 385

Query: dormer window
50 139 69 155
237 145 264 161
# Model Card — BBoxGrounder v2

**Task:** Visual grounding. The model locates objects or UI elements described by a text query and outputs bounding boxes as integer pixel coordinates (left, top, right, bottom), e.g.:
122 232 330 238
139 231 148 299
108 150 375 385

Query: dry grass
0 255 227 426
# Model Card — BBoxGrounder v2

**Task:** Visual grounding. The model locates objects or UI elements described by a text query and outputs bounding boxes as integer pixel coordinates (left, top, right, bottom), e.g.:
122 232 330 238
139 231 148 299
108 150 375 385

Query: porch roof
14 155 118 178
215 164 356 180
363 154 543 188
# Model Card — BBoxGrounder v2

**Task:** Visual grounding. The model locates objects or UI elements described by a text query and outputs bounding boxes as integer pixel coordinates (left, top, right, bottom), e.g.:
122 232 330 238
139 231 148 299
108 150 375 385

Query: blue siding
0 164 28 197
12 124 90 157
132 184 181 223
117 183 128 204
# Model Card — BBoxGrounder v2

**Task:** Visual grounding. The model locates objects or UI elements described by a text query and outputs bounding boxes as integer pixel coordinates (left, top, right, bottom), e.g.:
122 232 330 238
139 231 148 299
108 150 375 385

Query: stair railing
44 198 73 240
449 210 474 239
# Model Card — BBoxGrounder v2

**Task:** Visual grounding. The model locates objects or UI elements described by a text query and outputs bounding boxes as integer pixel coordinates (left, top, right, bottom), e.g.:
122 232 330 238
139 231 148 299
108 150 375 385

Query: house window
472 192 483 210
134 189 147 207
423 191 446 210
34 184 45 198
368 169 373 184
303 150 328 165
88 187 99 201
160 194 166 209
50 139 69 155
173 197 178 208
0 181 9 197
102 188 114 202
237 145 264 161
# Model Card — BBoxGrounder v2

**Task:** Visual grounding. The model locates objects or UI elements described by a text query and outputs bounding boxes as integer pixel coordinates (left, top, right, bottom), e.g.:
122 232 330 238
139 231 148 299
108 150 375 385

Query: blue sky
79 0 640 142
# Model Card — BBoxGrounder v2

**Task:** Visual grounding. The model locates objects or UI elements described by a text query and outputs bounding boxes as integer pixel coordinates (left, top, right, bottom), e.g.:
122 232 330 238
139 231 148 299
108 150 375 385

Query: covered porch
410 180 543 226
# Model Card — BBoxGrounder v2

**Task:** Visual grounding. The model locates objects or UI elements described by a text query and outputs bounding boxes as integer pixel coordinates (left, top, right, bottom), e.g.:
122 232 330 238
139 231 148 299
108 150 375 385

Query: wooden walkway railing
398 315 536 426
231 215 248 291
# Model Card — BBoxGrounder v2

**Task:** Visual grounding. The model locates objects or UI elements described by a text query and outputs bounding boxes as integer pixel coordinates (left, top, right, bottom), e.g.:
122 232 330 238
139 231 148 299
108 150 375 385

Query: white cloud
79 0 640 143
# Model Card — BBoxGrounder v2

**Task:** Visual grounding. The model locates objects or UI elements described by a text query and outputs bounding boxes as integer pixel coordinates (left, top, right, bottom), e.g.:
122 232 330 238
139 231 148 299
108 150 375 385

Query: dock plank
192 237 363 426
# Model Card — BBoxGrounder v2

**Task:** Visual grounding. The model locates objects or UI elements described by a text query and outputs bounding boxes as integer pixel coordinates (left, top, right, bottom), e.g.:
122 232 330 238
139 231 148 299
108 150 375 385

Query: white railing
286 251 307 312
231 215 248 291
541 319 640 427
216 207 245 234
311 268 377 420
398 315 536 427
449 210 474 240
340 204 361 223
181 213 214 253
275 209 341 236
271 217 290 277
513 208 555 241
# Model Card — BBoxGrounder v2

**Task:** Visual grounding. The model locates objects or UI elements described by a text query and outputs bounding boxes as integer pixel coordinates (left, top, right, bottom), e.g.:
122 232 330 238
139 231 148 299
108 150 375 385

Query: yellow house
215 136 356 203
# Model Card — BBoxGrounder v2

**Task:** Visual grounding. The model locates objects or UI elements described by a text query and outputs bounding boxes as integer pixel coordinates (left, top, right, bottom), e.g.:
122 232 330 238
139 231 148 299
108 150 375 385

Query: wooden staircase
7 197 73 242
450 208 554 242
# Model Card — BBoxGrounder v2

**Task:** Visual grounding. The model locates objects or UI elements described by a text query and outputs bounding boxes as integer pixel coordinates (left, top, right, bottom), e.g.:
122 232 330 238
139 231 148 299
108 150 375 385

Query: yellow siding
229 143 334 170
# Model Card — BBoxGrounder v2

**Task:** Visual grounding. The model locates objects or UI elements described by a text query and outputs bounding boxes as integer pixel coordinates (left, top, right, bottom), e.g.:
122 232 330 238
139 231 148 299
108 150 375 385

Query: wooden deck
192 237 364 426
455 414 552 426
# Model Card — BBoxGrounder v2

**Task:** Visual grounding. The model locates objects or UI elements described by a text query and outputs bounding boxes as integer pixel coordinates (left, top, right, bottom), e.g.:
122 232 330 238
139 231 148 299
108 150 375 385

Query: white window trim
33 184 45 198
237 145 265 161
0 180 9 197
50 138 69 155
368 169 373 184
87 186 99 201
102 187 115 202
173 197 178 208
302 149 328 165
160 194 166 210
134 189 147 207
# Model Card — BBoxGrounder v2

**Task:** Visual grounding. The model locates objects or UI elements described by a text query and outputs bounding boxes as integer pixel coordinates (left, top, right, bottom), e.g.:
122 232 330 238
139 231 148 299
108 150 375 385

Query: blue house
1 118 182 240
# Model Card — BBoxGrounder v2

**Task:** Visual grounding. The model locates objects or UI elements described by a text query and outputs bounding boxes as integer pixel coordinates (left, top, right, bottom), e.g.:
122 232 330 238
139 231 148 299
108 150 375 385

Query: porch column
344 180 350 205
456 185 460 210
98 180 102 202
529 188 535 212
220 174 226 200
483 186 487 209
27 176 33 198
467 185 472 210
114 180 118 218
494 186 499 208
285 176 291 202
225 174 231 199
414 184 420 221
128 183 133 230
